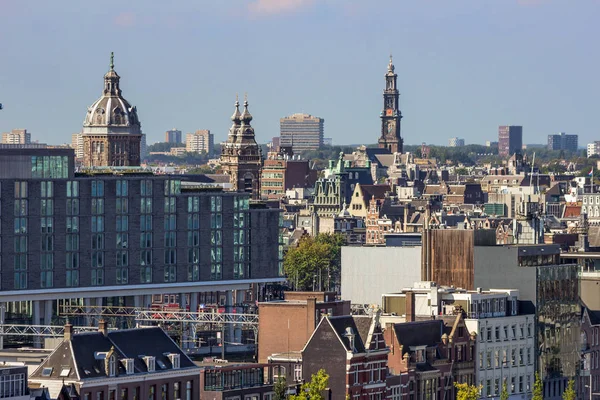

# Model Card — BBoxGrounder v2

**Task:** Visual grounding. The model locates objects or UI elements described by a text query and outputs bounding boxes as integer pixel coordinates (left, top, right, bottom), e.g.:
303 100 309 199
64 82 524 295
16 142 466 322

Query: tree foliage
454 382 481 400
290 369 329 400
562 379 576 400
500 382 509 400
283 233 344 291
532 372 543 400
273 376 287 400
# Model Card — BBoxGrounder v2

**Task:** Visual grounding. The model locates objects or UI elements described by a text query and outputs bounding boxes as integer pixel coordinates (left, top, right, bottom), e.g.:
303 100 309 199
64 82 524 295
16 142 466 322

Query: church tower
378 55 403 154
220 96 262 199
81 53 142 167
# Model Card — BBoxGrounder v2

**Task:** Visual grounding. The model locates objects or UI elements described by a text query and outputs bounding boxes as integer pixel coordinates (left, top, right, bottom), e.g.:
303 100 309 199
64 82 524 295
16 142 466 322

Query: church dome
82 53 141 135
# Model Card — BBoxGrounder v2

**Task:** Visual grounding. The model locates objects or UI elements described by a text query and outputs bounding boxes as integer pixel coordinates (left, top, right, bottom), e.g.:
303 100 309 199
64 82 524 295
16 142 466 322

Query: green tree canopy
562 379 576 400
532 373 543 400
273 376 287 400
290 369 329 400
454 382 481 400
500 382 509 400
283 233 344 291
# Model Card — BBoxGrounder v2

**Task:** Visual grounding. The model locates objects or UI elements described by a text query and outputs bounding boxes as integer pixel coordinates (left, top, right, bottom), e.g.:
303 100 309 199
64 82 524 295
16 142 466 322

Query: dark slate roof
585 306 600 326
71 332 126 378
108 327 196 372
352 316 373 348
30 327 197 383
360 185 391 202
327 316 366 353
393 320 443 354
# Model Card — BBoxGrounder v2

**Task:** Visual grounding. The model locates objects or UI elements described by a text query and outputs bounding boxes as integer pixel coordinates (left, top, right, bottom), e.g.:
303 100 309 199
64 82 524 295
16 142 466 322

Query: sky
0 0 599 147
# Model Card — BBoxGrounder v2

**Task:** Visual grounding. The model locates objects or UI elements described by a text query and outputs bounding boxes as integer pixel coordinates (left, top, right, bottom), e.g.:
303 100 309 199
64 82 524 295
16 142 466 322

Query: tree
454 382 481 400
532 372 543 400
562 379 576 400
283 233 344 291
500 382 509 400
290 369 329 400
273 376 287 400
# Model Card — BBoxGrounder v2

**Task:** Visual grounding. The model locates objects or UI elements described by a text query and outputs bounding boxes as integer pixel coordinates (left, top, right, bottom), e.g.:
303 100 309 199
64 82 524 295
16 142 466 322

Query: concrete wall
581 272 600 310
473 246 537 304
341 246 421 306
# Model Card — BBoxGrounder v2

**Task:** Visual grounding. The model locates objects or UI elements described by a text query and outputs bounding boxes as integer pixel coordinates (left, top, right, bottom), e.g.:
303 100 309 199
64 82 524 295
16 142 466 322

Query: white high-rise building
71 133 84 159
186 130 213 155
449 137 465 147
588 142 600 158
2 129 31 144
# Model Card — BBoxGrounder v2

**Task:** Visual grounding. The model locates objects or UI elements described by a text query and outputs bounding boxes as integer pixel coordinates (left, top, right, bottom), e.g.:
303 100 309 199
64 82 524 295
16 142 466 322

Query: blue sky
0 0 598 147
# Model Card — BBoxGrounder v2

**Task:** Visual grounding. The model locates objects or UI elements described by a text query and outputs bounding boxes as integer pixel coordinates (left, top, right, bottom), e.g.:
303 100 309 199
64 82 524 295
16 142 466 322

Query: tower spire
110 52 114 70
240 94 253 125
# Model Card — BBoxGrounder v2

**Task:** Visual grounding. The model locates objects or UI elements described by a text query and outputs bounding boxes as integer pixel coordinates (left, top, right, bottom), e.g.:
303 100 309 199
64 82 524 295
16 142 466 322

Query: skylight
59 368 71 377
41 368 53 377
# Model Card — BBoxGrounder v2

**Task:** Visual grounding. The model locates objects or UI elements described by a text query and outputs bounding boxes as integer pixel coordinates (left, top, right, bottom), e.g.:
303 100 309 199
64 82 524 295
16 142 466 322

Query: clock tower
378 55 403 153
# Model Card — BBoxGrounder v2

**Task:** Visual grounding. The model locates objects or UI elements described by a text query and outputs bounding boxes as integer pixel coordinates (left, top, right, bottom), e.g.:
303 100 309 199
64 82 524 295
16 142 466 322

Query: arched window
108 356 116 377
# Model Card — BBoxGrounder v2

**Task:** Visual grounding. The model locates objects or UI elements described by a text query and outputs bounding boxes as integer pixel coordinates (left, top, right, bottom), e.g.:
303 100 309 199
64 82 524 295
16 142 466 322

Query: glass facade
31 156 69 179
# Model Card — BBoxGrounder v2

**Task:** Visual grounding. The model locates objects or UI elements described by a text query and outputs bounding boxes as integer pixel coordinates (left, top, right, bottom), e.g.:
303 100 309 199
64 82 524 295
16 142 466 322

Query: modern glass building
0 147 283 344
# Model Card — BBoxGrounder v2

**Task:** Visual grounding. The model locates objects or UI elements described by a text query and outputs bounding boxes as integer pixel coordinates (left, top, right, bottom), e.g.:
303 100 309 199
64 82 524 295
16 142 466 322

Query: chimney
406 292 415 322
98 319 108 336
307 298 317 337
64 323 73 341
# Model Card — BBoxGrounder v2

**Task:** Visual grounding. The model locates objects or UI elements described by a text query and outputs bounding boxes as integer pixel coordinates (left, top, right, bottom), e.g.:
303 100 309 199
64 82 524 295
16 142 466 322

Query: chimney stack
64 323 73 341
406 291 416 322
98 319 108 336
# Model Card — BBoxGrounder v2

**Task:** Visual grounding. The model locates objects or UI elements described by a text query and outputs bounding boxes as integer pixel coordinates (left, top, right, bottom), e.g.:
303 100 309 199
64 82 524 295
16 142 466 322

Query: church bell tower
378 55 403 154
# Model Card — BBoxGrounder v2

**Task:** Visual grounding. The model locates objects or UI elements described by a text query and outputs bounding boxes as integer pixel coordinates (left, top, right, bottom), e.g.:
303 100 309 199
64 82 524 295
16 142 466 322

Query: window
173 383 180 400
186 381 192 400
169 354 180 369
294 364 302 382
91 180 104 197
145 356 155 372
161 384 168 400
121 389 128 400
109 356 116 377
148 386 155 400
487 351 492 368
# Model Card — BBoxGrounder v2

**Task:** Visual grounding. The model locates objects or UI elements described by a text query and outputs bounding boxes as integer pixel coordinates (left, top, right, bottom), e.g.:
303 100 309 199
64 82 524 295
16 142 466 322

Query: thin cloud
247 0 315 17
113 12 136 28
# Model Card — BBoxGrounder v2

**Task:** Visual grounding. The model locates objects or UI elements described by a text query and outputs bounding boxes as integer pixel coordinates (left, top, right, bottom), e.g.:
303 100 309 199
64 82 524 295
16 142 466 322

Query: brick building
302 315 389 400
384 304 476 400
580 305 600 400
257 292 350 364
260 153 317 199
200 363 275 400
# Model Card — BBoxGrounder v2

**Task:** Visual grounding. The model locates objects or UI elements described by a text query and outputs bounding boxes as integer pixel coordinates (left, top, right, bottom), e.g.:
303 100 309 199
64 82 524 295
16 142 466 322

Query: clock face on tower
387 121 395 136
385 109 393 116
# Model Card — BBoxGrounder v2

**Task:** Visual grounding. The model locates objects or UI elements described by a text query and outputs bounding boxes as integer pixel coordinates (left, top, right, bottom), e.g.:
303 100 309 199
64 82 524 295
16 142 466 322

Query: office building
2 129 31 145
81 53 142 167
449 137 465 147
0 146 283 344
165 128 182 144
378 56 403 154
140 133 147 160
186 130 213 155
588 142 600 158
0 365 28 400
547 132 578 151
71 133 84 159
498 126 523 158
280 113 324 153
260 152 317 199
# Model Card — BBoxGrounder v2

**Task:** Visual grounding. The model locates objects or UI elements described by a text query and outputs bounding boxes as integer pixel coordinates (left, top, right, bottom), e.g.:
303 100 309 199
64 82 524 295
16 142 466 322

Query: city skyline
1 1 599 147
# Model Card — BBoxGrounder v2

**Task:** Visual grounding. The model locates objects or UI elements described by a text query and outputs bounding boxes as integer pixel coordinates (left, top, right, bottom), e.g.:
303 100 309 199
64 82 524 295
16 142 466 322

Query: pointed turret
227 96 241 143
240 95 253 126
387 54 395 74
103 52 121 96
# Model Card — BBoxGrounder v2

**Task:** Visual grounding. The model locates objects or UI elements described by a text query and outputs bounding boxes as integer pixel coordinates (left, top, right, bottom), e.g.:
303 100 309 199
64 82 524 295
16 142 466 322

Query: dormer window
108 356 116 377
144 356 155 372
123 358 134 375
168 353 181 369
